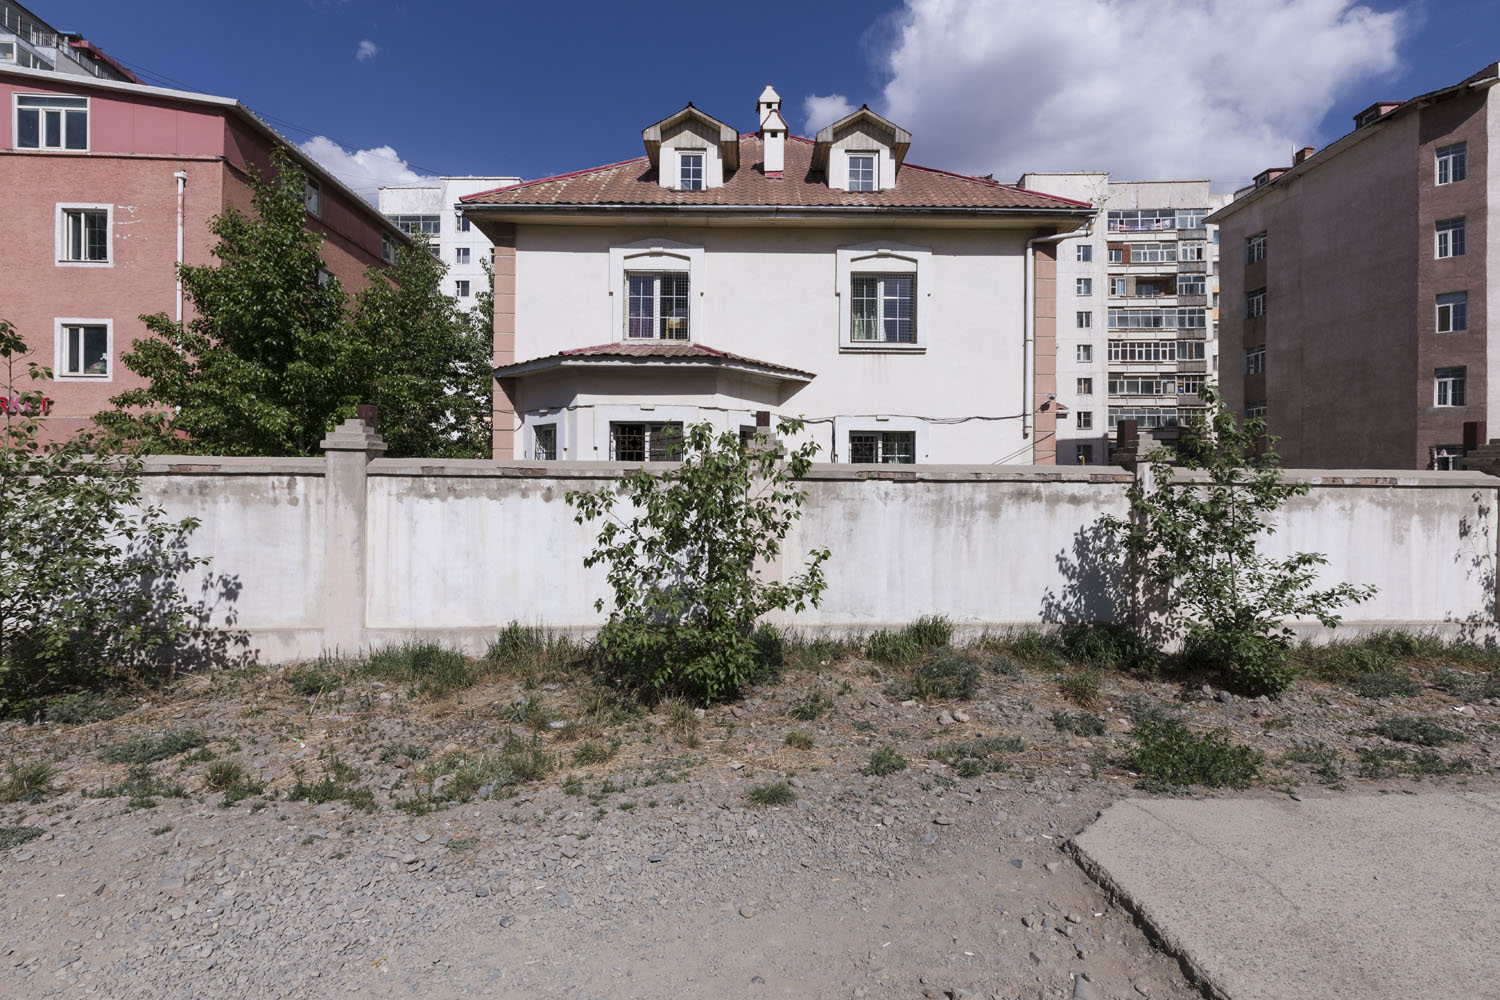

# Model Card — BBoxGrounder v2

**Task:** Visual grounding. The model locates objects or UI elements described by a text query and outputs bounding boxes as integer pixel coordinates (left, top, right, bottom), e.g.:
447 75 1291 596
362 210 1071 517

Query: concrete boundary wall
138 422 1500 663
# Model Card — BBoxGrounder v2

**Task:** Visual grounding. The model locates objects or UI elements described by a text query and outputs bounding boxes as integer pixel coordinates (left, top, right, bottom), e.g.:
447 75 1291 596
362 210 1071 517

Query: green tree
1105 388 1376 696
346 237 492 457
0 321 207 712
567 419 830 702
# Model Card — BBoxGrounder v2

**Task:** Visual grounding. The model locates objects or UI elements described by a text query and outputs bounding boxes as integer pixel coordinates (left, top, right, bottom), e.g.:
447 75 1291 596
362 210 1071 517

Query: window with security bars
62 208 108 262
848 431 915 464
626 272 690 340
610 422 684 461
850 274 915 343
533 424 557 461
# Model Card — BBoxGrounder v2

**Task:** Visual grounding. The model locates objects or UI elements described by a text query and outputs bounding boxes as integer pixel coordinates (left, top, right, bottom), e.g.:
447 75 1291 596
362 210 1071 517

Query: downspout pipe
1023 223 1093 459
173 170 188 323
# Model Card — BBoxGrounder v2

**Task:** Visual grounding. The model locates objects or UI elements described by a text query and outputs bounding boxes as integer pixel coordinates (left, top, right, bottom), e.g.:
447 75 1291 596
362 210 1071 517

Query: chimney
1293 146 1314 165
757 84 787 178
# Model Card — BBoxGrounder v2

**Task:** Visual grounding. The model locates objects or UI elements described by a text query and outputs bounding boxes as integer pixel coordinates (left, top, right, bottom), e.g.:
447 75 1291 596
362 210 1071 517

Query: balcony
1177 359 1208 373
1178 227 1209 241
1177 392 1204 407
1176 327 1208 340
1176 293 1208 307
1177 260 1209 274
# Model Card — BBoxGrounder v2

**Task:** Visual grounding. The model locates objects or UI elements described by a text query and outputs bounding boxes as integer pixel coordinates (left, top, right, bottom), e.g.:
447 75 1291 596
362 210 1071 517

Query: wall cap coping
320 418 388 455
140 456 327 476
366 459 1136 484
1166 468 1500 488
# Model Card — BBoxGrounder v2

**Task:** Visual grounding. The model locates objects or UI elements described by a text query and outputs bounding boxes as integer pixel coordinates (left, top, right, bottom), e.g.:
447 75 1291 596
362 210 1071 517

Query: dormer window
679 151 705 191
848 153 877 192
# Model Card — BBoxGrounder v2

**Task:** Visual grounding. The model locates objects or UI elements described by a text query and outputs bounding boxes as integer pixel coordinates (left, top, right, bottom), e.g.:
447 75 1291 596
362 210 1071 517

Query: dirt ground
2 643 1495 999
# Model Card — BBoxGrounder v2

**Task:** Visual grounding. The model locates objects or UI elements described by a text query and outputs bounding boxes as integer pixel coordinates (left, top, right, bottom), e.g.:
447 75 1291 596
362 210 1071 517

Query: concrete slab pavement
1071 792 1500 1000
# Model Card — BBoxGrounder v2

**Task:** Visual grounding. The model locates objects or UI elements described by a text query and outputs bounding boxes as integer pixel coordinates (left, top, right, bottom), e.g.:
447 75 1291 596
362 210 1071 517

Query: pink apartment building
1 64 408 441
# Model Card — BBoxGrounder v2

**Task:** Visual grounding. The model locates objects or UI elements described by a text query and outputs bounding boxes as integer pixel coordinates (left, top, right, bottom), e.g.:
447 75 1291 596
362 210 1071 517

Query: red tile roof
463 135 1090 212
498 342 815 379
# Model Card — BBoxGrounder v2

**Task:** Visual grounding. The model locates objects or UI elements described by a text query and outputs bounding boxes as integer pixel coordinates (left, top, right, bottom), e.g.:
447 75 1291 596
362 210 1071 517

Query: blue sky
44 0 1500 200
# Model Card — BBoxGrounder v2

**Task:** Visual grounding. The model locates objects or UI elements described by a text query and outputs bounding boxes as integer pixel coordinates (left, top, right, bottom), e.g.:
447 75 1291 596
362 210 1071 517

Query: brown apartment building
1209 62 1498 469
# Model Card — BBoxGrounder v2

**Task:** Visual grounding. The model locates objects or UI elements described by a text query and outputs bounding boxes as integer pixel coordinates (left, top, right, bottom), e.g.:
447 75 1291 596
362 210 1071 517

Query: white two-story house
461 87 1094 464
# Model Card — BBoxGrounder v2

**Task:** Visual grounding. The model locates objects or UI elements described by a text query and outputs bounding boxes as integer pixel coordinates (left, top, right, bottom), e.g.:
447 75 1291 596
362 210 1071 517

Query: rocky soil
2 650 1495 999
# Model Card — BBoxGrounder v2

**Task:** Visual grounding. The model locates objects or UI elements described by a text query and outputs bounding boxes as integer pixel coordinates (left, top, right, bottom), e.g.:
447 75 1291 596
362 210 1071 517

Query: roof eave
495 355 816 383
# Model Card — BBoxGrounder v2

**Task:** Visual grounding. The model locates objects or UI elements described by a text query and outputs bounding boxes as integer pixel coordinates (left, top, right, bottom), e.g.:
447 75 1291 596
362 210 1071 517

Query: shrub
1056 624 1156 672
568 419 829 702
789 691 828 721
885 649 979 702
0 761 56 804
905 615 954 649
0 826 44 850
362 643 472 698
38 692 131 725
863 746 908 776
1058 670 1102 707
933 735 1023 776
1050 710 1107 737
785 731 814 750
1349 669 1418 699
1368 718 1466 747
203 760 246 791
746 781 796 806
1126 719 1263 791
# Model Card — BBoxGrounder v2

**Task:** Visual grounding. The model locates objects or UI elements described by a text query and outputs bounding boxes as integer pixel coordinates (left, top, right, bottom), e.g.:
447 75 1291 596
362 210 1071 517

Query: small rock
1009 859 1023 869
1044 861 1061 874
1216 689 1234 703
739 904 757 918
392 755 410 769
933 815 954 826
14 852 34 862
400 853 418 865
1065 912 1082 924
1201 683 1214 697
901 699 917 708
474 886 489 897
751 975 765 985
554 890 574 908
920 830 938 846
648 855 665 863
952 710 970 724
499 915 515 929
937 711 955 726
1455 705 1476 717
414 832 432 844
1027 951 1042 967
1073 974 1100 1000
1021 914 1036 929
730 706 747 719
693 708 706 719
1133 981 1154 997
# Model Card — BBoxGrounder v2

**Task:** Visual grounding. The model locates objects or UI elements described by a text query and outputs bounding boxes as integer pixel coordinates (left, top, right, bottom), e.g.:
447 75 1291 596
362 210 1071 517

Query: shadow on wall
1039 516 1132 629
131 532 254 682
1447 490 1498 642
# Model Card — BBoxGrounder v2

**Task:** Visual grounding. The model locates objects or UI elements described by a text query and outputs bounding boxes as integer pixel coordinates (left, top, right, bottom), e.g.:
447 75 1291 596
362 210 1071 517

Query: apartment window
1435 366 1467 407
56 321 110 378
1436 142 1467 185
1436 292 1468 333
15 94 89 151
848 431 915 464
627 272 690 340
679 150 705 191
1076 412 1093 430
1075 443 1095 464
1246 231 1267 264
1110 278 1127 296
58 205 110 264
1108 341 1176 363
1176 341 1206 361
1076 311 1093 329
304 179 321 217
458 216 472 232
1077 377 1093 395
1109 307 1205 330
1246 288 1266 318
1179 243 1206 262
1076 244 1093 262
1076 344 1093 363
1129 242 1177 264
1246 402 1267 420
455 247 471 265
1108 406 1177 429
1107 247 1123 264
429 245 441 260
1076 278 1093 296
390 215 440 235
1177 375 1206 395
380 233 395 264
316 268 332 287
1108 373 1175 395
455 280 470 297
1106 208 1177 232
1245 345 1266 375
850 274 915 343
848 153 877 192
1176 209 1206 229
611 422 683 461
1436 218 1466 259
1176 275 1206 296
533 424 557 461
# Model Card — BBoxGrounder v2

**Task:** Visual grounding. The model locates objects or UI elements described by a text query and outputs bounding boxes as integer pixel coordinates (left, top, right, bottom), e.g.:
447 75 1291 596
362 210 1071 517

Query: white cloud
355 39 378 62
802 93 857 135
871 0 1405 187
297 136 435 205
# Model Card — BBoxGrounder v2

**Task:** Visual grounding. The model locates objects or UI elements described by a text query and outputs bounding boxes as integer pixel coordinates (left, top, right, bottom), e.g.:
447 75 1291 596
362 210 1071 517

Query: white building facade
379 176 519 307
462 89 1094 464
1018 174 1230 465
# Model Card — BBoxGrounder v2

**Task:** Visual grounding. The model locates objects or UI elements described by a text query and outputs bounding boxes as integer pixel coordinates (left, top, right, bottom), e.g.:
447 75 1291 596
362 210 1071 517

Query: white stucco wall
511 223 1036 465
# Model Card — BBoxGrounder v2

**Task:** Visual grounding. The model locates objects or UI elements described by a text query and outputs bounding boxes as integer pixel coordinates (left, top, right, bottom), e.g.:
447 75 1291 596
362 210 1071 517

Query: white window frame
455 247 471 265
847 152 877 192
678 149 705 191
1245 345 1266 376
53 318 113 381
1076 277 1093 296
1110 277 1127 296
1176 274 1206 295
1436 142 1467 185
380 233 396 265
1246 232 1267 264
1436 218 1466 259
1075 411 1093 431
1076 311 1092 329
1246 403 1267 420
54 202 113 267
836 243 931 352
625 271 691 341
304 178 322 217
1076 344 1092 363
1107 247 1123 264
1246 288 1266 319
1179 243 1207 261
1435 367 1466 407
1436 292 1467 333
14 93 89 152
1432 444 1463 471
1077 376 1093 396
608 239 703 344
455 279 470 298
1075 244 1093 262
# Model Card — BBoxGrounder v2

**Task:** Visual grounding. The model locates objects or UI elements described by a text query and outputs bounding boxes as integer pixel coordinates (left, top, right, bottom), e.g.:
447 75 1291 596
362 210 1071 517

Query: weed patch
885 649 978 702
1127 720 1263 791
89 764 187 809
1282 741 1343 785
378 743 431 764
1058 671 1102 708
0 826 44 850
1049 710 1107 737
287 759 376 812
100 729 207 765
1 761 56 804
863 745 909 776
933 735 1023 776
785 731 814 750
789 691 829 721
286 666 343 697
39 692 131 725
1356 745 1472 779
1368 718 1466 747
1348 669 1418 699
363 643 473 698
745 781 795 806
572 740 620 766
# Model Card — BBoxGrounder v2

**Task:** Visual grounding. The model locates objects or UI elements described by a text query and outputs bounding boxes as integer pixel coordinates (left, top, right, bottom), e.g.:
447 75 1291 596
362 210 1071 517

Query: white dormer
757 84 787 177
811 106 912 192
642 104 739 191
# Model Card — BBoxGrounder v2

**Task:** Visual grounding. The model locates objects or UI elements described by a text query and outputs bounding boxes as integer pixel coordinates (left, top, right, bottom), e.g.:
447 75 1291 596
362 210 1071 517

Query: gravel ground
3 651 1495 999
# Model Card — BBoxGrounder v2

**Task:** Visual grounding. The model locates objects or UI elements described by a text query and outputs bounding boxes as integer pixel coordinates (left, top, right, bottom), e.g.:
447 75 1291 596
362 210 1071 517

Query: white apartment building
1018 175 1230 465
0 1 136 81
379 176 520 307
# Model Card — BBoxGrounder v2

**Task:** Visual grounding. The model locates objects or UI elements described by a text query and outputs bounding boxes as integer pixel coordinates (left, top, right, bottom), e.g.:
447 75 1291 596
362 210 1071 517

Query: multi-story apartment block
1 1 136 82
1209 62 1499 469
379 176 519 308
1017 174 1229 465
3 63 409 440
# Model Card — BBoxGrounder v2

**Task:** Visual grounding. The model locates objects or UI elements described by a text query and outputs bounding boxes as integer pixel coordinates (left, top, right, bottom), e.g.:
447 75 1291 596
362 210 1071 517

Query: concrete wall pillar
491 223 518 459
319 417 386 652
